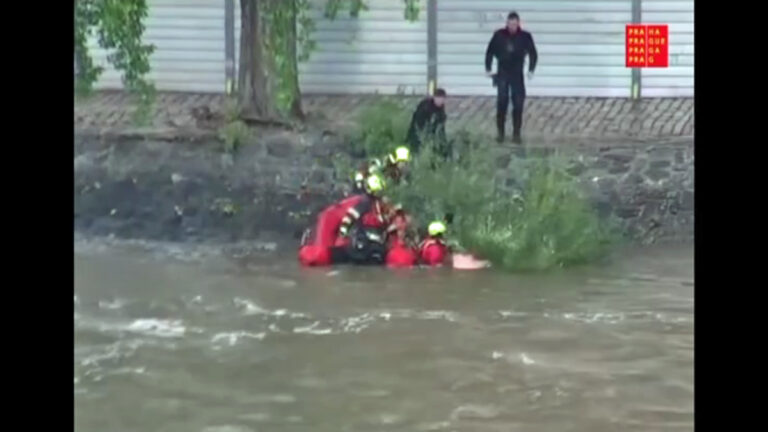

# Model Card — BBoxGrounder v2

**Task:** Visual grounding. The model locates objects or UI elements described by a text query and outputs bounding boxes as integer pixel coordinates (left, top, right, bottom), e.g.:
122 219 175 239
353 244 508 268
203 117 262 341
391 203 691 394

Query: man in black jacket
485 12 538 144
405 88 448 157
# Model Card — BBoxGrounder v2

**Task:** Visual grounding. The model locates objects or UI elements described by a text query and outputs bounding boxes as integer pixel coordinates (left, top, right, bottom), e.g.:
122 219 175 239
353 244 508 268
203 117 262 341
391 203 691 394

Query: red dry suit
419 236 449 266
386 236 418 268
385 211 417 268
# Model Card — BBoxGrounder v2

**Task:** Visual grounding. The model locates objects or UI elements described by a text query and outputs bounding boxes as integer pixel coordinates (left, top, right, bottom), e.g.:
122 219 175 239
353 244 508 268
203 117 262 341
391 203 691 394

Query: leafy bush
217 99 251 153
218 120 251 154
387 132 615 271
350 97 411 157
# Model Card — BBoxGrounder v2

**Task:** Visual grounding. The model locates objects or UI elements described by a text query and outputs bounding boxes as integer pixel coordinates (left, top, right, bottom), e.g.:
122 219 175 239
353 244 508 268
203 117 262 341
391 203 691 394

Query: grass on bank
393 140 615 271
351 97 411 157
345 97 615 271
218 99 251 153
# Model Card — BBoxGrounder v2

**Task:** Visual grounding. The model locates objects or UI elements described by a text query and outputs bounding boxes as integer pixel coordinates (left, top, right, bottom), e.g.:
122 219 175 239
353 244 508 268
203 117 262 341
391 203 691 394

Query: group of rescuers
298 142 452 268
298 11 537 268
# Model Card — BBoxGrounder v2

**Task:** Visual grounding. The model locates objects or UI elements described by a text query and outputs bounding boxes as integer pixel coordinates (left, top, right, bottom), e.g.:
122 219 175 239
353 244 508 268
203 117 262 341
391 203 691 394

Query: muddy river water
75 241 693 432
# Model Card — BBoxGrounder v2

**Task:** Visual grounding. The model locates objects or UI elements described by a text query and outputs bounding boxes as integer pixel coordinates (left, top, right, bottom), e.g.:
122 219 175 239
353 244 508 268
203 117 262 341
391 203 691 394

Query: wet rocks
615 206 641 219
680 190 694 211
264 133 296 158
308 169 330 185
535 140 692 243
608 161 631 174
645 168 670 182
603 148 635 163
649 160 671 169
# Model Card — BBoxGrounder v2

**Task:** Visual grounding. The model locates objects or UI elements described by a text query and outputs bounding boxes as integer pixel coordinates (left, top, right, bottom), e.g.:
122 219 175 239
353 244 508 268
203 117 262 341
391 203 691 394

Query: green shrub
215 98 252 153
387 131 615 272
218 120 250 154
351 97 411 157
222 97 242 123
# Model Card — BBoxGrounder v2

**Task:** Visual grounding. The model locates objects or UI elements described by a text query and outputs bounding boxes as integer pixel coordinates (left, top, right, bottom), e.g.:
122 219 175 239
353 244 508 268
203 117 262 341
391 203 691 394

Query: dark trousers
495 77 526 139
407 124 449 159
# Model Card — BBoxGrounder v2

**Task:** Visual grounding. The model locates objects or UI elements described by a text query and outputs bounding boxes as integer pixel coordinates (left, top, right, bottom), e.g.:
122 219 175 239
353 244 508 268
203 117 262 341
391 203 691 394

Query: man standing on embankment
485 11 538 144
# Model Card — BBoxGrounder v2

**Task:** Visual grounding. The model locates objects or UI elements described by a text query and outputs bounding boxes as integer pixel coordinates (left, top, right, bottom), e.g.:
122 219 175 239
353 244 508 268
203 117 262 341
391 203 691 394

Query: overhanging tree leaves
74 0 421 123
238 0 421 121
74 0 155 122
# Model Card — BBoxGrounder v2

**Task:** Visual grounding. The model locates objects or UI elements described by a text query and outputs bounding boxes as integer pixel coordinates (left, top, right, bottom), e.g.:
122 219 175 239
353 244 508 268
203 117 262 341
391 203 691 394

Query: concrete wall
88 0 693 97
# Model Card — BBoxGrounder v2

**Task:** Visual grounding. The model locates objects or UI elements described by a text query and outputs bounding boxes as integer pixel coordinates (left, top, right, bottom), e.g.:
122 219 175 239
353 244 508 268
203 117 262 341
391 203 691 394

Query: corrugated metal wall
237 0 427 95
437 0 632 97
87 0 692 98
250 0 427 95
89 0 226 93
641 1 694 96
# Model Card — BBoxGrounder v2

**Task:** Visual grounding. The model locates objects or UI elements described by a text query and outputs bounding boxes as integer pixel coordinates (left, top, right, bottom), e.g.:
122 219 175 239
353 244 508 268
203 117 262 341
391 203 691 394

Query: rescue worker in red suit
419 221 450 266
384 205 418 268
298 173 389 266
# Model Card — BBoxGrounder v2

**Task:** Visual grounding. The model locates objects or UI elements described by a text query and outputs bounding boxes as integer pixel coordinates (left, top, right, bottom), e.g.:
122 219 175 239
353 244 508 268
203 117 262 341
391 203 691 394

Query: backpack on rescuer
347 226 387 265
338 173 390 265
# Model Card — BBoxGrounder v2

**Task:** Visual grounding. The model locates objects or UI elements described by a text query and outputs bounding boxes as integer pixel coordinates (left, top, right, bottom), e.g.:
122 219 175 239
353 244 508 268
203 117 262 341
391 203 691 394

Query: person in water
385 204 418 268
419 220 450 266
299 173 390 266
352 146 411 193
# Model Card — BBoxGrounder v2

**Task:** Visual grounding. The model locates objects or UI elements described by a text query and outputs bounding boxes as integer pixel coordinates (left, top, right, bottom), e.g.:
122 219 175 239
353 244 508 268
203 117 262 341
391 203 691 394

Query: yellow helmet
428 220 447 237
389 146 411 164
365 173 385 194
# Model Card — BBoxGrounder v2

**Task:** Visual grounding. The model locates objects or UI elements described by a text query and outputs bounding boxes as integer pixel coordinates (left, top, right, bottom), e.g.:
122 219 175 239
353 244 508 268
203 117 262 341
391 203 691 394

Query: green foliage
74 0 156 124
218 120 251 154
324 0 420 21
222 97 243 124
350 97 411 157
403 0 421 21
387 132 615 272
296 3 318 63
258 0 418 116
324 0 369 19
218 97 251 153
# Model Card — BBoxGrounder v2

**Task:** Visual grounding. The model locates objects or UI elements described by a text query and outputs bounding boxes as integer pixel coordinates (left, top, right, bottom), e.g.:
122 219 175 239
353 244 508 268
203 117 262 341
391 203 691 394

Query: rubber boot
511 109 523 144
495 113 506 143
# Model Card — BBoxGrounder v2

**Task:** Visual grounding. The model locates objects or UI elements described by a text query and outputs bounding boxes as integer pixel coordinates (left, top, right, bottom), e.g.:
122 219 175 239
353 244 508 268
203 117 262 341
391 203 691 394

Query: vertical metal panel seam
631 0 642 99
427 0 438 95
225 0 235 95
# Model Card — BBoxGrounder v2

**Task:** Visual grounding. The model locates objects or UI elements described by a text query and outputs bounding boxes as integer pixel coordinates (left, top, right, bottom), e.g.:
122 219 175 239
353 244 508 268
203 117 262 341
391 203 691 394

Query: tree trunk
287 0 304 119
238 0 279 119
